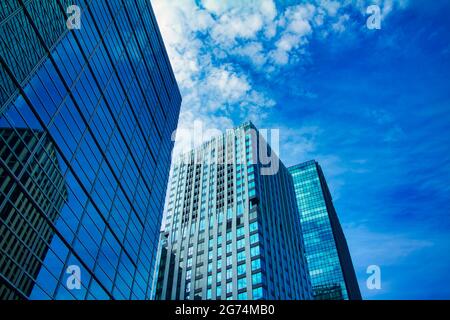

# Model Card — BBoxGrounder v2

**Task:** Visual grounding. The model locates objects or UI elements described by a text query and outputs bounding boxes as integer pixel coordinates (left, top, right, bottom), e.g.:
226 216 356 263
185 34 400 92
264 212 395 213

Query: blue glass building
0 0 181 299
153 122 312 300
289 161 361 300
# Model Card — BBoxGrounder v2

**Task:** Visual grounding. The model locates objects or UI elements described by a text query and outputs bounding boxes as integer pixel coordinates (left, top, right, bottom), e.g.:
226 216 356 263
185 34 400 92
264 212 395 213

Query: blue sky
153 0 450 299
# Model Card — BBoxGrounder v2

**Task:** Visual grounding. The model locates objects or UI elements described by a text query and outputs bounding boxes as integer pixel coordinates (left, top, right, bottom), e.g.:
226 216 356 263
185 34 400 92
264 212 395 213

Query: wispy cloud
152 0 278 134
152 0 411 141
344 223 433 268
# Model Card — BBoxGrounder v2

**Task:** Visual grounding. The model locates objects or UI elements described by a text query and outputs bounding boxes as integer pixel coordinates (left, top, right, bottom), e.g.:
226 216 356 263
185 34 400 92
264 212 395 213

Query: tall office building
0 128 68 299
154 122 312 300
0 0 181 299
289 161 361 300
0 0 71 114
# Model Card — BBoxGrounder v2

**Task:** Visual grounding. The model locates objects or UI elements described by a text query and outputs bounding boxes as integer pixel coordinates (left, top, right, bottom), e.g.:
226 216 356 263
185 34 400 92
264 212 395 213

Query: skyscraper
289 161 361 300
153 122 312 300
0 0 181 299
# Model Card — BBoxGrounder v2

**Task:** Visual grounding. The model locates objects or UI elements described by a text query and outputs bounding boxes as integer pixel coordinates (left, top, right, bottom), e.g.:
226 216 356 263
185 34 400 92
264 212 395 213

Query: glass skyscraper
0 0 181 300
153 122 312 300
289 161 361 300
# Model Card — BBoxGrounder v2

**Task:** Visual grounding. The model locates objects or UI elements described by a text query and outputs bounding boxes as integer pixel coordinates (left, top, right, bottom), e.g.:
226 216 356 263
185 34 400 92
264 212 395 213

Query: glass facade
153 122 312 300
1 0 71 113
0 128 68 299
289 161 361 300
0 0 181 299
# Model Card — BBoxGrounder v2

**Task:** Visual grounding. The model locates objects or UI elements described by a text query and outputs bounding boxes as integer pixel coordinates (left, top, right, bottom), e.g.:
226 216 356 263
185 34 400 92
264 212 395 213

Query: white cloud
234 42 267 66
318 0 341 17
151 0 411 159
268 4 315 65
204 0 278 48
278 125 321 166
344 223 433 267
207 66 251 103
200 0 230 15
152 0 279 147
332 14 350 33
210 12 264 46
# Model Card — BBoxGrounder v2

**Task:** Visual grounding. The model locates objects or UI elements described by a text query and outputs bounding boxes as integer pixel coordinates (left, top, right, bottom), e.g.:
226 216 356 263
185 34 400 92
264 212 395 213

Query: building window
250 233 259 244
250 246 260 257
238 291 247 300
227 207 233 220
237 251 246 262
200 219 205 231
253 287 263 300
237 263 246 276
226 255 232 267
216 285 222 297
207 275 212 286
226 282 232 294
226 268 233 280
238 277 247 290
237 239 245 249
252 272 262 285
236 226 244 238
237 203 244 216
251 259 261 271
